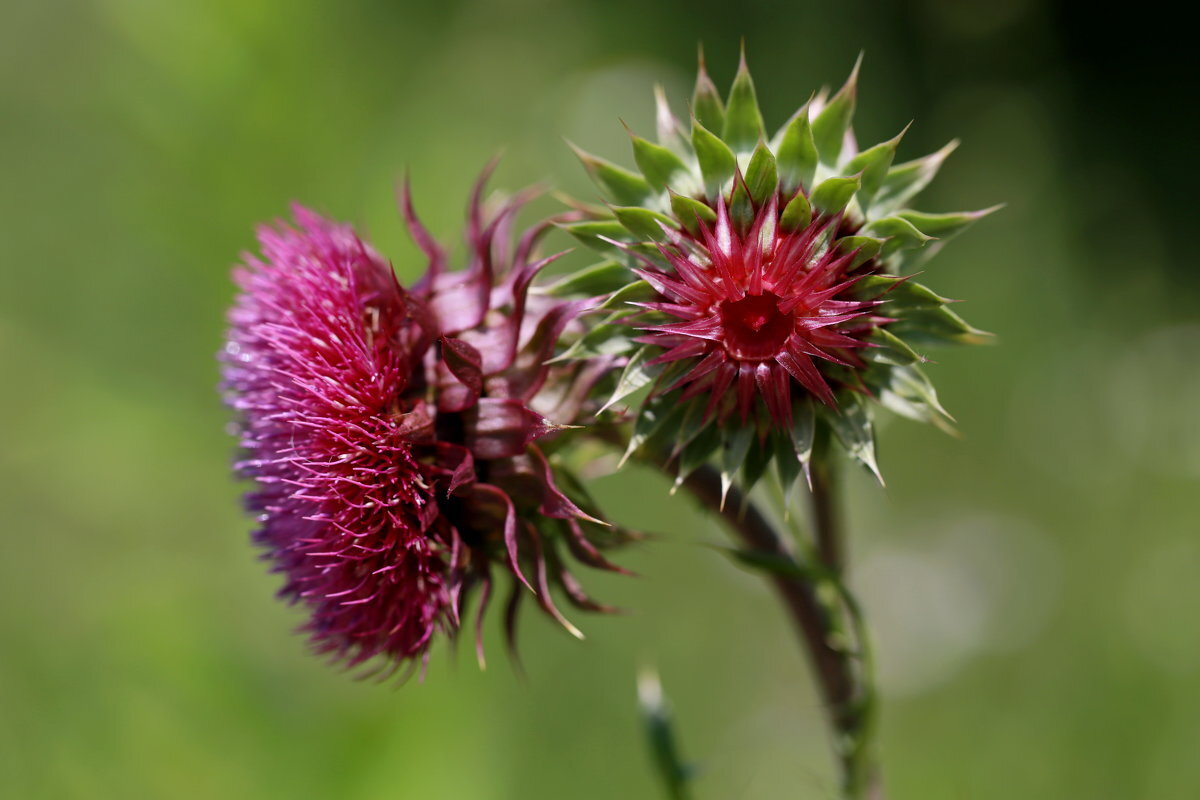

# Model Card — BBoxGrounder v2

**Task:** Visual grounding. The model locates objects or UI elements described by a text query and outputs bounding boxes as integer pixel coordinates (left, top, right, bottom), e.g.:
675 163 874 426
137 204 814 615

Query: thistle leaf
843 124 908 207
691 118 737 198
824 394 883 484
739 436 774 494
896 207 1001 241
810 174 861 216
867 363 955 431
834 235 884 269
890 305 993 347
570 142 653 206
669 192 718 234
864 215 934 257
539 261 630 298
637 670 694 800
775 103 818 193
779 189 813 233
621 396 684 467
597 279 656 310
872 139 958 215
560 219 635 259
693 47 725 134
851 275 952 308
744 142 779 207
613 206 678 241
790 397 816 468
772 431 802 491
718 546 818 581
601 346 657 413
654 85 688 155
720 424 755 506
722 48 765 152
550 316 635 362
811 54 861 166
675 424 721 490
729 177 755 233
861 327 923 366
631 133 691 192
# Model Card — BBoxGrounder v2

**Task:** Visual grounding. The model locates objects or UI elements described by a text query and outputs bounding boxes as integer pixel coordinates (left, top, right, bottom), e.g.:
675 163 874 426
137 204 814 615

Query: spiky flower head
222 168 622 678
562 49 995 486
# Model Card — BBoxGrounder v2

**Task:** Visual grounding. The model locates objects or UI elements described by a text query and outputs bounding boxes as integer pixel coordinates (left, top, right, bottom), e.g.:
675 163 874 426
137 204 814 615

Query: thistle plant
220 47 991 800
222 172 623 677
561 49 994 489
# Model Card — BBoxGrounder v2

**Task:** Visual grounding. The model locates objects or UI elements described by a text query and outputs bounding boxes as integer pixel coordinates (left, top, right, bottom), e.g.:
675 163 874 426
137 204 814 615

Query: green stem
677 462 880 799
809 426 843 575
803 444 881 799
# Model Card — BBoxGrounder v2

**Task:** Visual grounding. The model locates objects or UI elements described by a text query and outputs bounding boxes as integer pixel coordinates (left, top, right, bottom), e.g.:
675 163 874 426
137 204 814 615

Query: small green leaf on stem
638 669 694 800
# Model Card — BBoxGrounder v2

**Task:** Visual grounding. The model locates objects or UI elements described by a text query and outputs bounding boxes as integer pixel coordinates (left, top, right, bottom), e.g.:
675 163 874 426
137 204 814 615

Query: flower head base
630 192 886 428
223 170 623 677
562 49 995 488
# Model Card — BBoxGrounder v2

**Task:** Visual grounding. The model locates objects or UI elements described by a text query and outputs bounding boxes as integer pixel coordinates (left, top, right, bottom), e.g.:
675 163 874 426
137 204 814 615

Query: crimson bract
222 171 621 676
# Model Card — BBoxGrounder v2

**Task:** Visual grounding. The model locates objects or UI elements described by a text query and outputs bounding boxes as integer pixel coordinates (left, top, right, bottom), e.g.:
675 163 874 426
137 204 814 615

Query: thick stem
679 464 871 792
809 450 842 575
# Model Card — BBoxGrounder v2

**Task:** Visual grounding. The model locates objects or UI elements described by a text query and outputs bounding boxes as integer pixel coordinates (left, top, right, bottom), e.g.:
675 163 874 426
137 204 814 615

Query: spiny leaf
637 670 694 800
612 206 678 241
779 189 813 233
560 219 634 259
667 399 711 459
872 139 958 214
692 46 725 134
775 102 818 193
866 363 955 432
889 305 993 347
824 394 883 483
888 364 953 420
864 215 934 257
861 328 923 366
851 275 952 308
811 54 861 166
739 436 774 495
810 174 861 216
601 346 657 413
674 424 721 490
622 397 684 467
717 545 819 581
722 47 765 152
691 118 737 198
720 424 755 506
844 124 908 207
834 235 884 269
769 431 800 492
631 132 691 192
744 142 778 207
791 397 816 469
597 279 656 310
539 261 630 298
569 142 653 206
896 206 1001 240
730 178 754 233
669 192 718 234
654 85 688 155
550 315 635 362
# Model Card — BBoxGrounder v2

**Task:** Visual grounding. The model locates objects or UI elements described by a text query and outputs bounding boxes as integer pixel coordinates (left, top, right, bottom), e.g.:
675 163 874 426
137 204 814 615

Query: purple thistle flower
223 169 621 677
627 191 887 428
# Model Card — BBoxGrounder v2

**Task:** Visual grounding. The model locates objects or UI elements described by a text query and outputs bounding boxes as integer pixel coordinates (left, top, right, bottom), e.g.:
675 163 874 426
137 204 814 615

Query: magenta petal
777 348 836 407
474 483 532 592
441 336 484 397
528 446 605 524
466 398 556 460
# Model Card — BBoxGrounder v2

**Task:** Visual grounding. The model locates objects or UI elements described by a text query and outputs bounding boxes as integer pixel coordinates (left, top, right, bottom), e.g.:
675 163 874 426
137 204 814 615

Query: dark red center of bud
718 292 794 361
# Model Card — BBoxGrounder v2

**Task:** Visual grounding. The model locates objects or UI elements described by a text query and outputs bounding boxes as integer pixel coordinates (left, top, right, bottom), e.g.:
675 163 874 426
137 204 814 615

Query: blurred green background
3 0 1197 798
